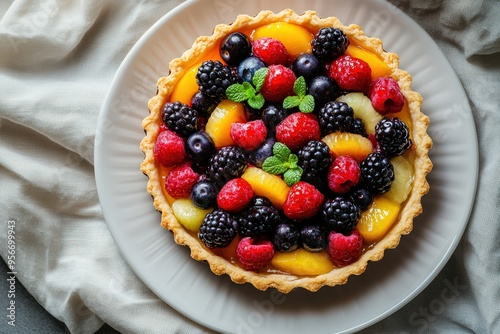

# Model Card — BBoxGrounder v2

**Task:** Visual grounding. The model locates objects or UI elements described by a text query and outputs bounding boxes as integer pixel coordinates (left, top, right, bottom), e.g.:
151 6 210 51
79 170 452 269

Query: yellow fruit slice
346 44 392 80
357 197 400 244
337 92 382 134
322 132 373 162
170 65 199 105
271 249 334 275
205 100 247 148
252 22 314 57
384 156 414 204
241 167 290 209
172 199 214 232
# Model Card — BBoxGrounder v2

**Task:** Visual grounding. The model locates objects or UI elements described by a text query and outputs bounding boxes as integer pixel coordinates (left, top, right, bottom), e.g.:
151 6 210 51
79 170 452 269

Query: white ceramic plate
94 0 478 333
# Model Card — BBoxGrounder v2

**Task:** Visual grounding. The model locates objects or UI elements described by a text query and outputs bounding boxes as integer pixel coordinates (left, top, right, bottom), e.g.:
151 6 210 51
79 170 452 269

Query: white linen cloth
0 0 499 333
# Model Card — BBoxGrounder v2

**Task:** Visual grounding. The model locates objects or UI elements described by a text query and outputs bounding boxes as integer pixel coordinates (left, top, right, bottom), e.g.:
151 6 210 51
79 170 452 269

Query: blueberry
186 131 215 164
300 225 327 252
349 187 374 212
249 137 275 168
191 91 220 117
308 76 341 110
261 105 286 134
272 222 300 252
291 53 323 82
237 56 265 83
190 180 218 209
220 32 252 66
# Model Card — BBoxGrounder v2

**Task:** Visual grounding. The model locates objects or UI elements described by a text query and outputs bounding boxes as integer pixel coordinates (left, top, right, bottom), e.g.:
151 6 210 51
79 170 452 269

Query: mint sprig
226 68 268 110
262 142 303 186
282 76 315 113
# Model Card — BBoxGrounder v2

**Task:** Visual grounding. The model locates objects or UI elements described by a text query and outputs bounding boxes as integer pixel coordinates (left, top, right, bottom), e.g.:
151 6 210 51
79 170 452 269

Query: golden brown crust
140 9 432 293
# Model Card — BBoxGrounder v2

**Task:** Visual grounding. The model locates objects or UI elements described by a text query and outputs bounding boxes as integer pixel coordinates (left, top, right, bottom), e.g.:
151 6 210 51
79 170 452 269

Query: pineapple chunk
271 249 334 275
241 167 290 209
205 100 247 148
357 197 401 244
172 199 214 232
322 132 373 162
384 156 414 204
337 92 382 134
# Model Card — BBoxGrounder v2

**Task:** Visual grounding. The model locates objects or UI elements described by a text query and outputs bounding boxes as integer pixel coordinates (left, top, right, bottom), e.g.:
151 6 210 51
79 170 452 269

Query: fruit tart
140 9 432 293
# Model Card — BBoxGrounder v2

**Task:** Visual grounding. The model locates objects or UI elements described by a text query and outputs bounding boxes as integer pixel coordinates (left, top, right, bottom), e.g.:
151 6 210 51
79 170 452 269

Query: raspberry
207 146 247 187
260 65 296 103
375 117 412 157
322 196 361 234
312 27 349 62
236 237 275 271
199 209 238 248
229 120 268 151
369 77 405 115
283 181 324 220
165 163 200 199
327 155 361 194
252 37 291 66
216 178 254 212
162 101 198 138
327 229 363 267
196 60 238 98
360 152 394 195
237 197 280 237
318 101 355 136
153 129 186 167
275 112 321 152
328 55 372 93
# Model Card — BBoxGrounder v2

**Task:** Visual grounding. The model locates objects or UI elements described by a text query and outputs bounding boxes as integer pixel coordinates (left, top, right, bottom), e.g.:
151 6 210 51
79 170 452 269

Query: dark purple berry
190 180 218 209
272 222 300 252
249 137 276 168
261 104 287 134
220 32 252 66
191 91 220 117
291 53 323 82
308 76 341 110
186 131 215 164
237 56 266 83
300 225 327 252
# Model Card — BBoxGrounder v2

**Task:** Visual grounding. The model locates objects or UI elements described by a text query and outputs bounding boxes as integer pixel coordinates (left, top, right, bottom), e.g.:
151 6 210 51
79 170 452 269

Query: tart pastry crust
140 9 432 293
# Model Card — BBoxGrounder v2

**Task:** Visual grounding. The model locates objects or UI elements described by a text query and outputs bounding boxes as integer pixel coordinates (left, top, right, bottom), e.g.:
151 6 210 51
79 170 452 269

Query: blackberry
375 117 412 157
162 101 198 138
298 140 332 185
191 91 220 117
323 196 361 234
196 60 238 98
350 118 367 137
360 152 395 195
318 101 354 136
300 225 327 252
207 146 247 187
199 209 238 248
312 27 349 62
272 222 300 252
238 197 280 237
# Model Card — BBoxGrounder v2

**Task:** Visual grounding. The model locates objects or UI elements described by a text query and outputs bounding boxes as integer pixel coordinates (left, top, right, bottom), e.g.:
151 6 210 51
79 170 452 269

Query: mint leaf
226 82 254 102
262 156 288 175
288 154 299 169
248 93 265 110
273 142 291 162
283 96 301 109
253 67 268 92
299 94 315 113
293 76 307 98
283 167 303 186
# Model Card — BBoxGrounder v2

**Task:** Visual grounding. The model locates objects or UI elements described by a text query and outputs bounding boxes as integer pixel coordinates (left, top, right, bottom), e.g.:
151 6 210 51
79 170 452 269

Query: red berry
328 55 372 93
275 112 321 152
217 178 254 212
369 77 405 115
261 65 296 103
252 37 291 66
165 163 199 198
159 123 169 132
283 181 324 220
368 133 381 152
154 129 186 167
327 155 361 193
230 120 267 151
236 237 275 271
327 229 363 267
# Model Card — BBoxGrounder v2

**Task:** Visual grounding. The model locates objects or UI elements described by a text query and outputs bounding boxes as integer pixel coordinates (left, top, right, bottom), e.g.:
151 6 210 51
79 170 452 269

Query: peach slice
252 22 313 57
205 100 247 148
271 249 334 275
357 196 401 244
346 44 392 80
241 167 289 209
322 132 373 162
170 64 199 105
